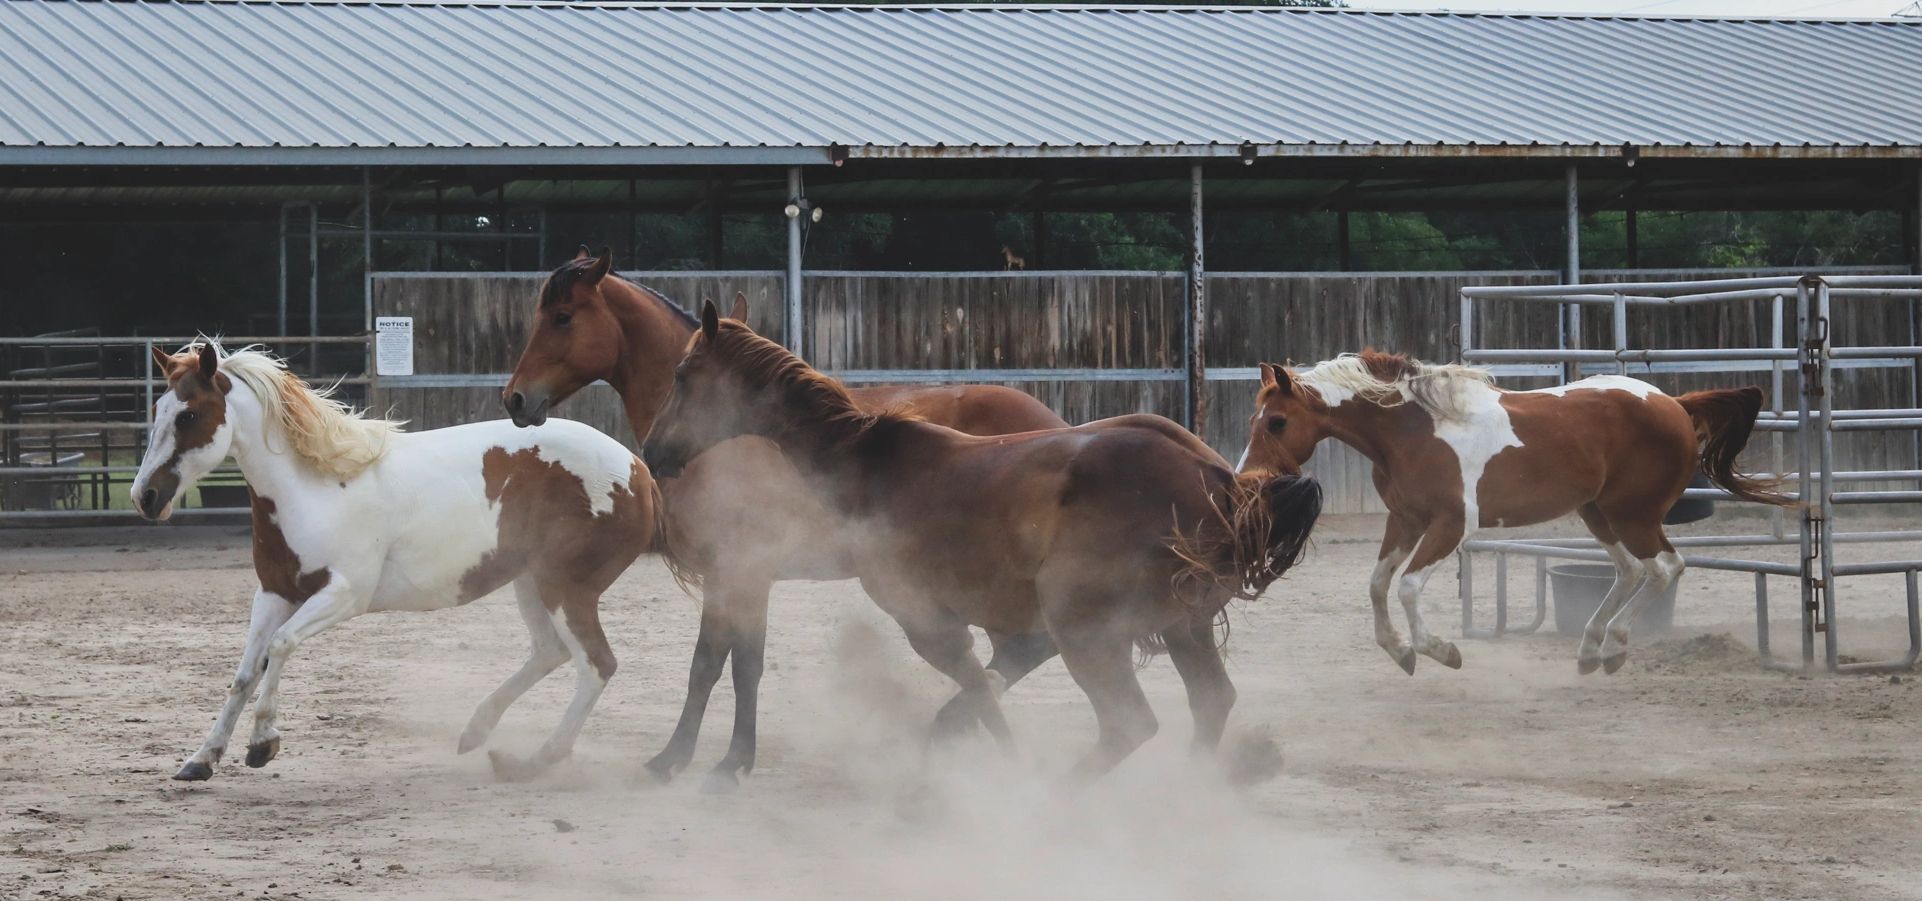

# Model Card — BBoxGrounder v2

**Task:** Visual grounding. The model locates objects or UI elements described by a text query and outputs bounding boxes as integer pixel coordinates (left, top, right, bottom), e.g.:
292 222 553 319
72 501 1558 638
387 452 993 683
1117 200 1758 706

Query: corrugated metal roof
2 0 1920 164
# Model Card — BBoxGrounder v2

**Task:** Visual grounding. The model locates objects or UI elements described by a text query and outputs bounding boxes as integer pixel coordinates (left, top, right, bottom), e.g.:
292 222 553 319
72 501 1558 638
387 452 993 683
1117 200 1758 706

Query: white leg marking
1577 542 1643 665
459 579 569 754
182 589 296 773
1600 551 1684 667
516 607 610 771
1369 547 1413 659
1397 562 1457 664
249 578 368 754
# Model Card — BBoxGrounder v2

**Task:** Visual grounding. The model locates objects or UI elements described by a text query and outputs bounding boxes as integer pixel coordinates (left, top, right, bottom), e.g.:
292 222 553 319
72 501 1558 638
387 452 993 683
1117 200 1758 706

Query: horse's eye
554 312 573 327
1266 415 1287 434
176 410 197 427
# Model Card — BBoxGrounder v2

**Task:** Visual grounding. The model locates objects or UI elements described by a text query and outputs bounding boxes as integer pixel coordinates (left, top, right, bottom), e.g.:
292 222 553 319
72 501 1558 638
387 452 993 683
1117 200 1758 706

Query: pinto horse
1236 351 1792 676
503 249 1068 789
131 342 656 782
641 305 1322 776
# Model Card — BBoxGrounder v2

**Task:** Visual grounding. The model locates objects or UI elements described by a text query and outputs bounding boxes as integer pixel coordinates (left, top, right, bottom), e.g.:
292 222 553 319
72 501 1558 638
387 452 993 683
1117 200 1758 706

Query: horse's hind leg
1052 621 1157 780
1396 515 1466 671
459 577 569 754
893 610 1016 755
1160 613 1235 754
489 587 617 782
931 630 1056 742
1596 518 1684 675
1574 505 1647 675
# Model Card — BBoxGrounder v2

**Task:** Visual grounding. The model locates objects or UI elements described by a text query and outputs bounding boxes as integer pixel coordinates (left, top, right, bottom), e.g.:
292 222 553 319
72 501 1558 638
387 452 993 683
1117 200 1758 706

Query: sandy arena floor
1 512 1919 900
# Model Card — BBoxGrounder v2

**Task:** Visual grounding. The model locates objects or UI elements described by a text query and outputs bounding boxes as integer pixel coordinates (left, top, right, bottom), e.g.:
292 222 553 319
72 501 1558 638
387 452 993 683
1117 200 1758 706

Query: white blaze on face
1428 378 1522 534
131 392 184 495
1234 441 1252 472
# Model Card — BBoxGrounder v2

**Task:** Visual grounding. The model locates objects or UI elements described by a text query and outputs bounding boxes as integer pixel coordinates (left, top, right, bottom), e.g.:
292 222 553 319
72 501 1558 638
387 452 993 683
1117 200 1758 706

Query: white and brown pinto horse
130 343 655 782
1237 351 1791 675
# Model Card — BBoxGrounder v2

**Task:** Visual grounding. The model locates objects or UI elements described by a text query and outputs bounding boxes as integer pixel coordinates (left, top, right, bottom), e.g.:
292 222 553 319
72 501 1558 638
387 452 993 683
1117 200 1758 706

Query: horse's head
132 343 236 520
640 300 763 479
504 247 623 427
1237 362 1327 474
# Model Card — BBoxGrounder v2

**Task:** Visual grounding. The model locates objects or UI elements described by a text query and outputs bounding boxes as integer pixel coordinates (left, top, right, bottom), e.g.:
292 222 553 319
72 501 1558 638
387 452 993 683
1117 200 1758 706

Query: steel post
786 167 804 354
1186 163 1206 434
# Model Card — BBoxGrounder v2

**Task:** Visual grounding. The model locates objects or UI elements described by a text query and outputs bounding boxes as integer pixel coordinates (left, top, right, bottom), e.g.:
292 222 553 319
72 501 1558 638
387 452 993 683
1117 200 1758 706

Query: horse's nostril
506 392 525 414
140 488 158 514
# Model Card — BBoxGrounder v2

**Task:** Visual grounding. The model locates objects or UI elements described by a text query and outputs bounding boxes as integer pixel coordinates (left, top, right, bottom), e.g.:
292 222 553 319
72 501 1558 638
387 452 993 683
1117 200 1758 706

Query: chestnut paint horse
131 342 656 782
1237 351 1791 676
503 249 1068 789
641 305 1322 776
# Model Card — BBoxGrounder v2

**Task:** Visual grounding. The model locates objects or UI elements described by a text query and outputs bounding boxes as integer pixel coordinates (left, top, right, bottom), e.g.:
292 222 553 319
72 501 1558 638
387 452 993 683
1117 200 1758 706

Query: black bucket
1663 471 1715 525
1549 563 1678 637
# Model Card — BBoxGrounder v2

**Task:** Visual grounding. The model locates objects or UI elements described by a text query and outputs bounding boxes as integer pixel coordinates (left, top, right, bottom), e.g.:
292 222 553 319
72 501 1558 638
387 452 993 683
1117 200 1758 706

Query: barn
3 0 1922 518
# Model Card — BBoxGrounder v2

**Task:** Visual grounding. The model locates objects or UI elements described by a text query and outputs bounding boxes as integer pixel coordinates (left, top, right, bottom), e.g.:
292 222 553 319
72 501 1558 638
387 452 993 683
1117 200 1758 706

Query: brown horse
642 304 1322 776
1236 351 1792 676
503 249 1068 789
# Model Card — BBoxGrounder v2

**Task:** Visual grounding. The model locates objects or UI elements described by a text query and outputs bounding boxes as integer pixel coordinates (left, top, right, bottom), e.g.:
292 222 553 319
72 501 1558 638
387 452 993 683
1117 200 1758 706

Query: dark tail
649 480 705 594
1676 387 1796 507
1173 471 1323 604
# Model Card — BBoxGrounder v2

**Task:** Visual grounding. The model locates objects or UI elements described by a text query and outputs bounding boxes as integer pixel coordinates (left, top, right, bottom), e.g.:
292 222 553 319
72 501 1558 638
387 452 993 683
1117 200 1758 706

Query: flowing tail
649 479 706 594
1173 470 1323 603
1676 387 1796 507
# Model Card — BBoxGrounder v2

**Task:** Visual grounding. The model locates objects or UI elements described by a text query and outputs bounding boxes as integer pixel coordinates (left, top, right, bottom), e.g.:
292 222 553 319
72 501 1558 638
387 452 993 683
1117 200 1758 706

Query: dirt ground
2 511 1919 900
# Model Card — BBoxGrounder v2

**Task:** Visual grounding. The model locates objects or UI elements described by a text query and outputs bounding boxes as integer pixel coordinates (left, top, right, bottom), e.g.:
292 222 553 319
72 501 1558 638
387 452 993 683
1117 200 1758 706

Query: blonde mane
195 341 404 478
1298 352 1495 423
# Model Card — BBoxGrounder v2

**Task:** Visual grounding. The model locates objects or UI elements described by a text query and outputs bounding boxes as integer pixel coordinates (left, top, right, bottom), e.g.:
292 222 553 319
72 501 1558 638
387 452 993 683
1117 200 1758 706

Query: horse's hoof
701 768 741 796
1577 656 1601 675
1441 644 1464 670
1396 649 1418 676
1602 652 1629 675
488 749 541 783
173 761 214 781
642 752 683 784
244 738 279 768
456 730 486 755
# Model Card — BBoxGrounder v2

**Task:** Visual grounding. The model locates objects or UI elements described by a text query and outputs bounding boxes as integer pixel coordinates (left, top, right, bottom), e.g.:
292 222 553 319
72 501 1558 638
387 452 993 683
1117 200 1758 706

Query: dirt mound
1637 632 1753 673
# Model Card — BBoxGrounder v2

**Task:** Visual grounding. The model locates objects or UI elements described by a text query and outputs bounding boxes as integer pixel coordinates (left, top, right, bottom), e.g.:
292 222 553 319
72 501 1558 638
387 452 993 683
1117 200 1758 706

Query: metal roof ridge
10 0 1921 27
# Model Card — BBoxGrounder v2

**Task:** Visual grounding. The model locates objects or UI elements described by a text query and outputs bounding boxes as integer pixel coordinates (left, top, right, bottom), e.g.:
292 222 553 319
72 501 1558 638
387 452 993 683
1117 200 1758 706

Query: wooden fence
371 268 1916 514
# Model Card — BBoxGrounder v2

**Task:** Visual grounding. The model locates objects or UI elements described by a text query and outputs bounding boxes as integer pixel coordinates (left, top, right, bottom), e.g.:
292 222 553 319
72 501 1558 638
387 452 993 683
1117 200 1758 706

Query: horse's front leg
1371 514 1421 674
246 576 368 768
175 588 297 780
1397 516 1466 671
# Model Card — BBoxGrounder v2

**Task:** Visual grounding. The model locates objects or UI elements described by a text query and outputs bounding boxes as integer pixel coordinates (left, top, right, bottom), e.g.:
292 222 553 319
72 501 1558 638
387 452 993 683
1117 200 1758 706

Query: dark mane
539 259 702 329
707 321 915 447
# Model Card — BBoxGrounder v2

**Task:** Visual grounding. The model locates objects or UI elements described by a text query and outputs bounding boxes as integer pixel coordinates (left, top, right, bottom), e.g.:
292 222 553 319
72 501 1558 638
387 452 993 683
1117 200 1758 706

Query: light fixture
784 203 801 219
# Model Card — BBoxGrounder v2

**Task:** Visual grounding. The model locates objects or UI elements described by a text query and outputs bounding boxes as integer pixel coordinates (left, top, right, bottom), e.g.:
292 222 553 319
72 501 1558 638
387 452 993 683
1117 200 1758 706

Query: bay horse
640 304 1322 776
1236 351 1792 676
503 249 1068 789
131 342 656 782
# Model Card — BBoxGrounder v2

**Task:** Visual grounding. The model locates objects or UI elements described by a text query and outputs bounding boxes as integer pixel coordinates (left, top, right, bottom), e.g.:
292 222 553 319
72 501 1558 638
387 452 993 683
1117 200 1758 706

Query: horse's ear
1263 362 1295 395
700 299 720 340
584 248 613 284
195 343 219 380
150 345 174 375
729 292 748 322
574 245 591 262
1259 362 1277 388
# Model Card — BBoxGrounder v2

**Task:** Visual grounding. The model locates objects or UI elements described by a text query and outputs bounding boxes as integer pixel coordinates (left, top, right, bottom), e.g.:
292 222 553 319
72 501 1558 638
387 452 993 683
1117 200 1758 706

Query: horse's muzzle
503 390 549 428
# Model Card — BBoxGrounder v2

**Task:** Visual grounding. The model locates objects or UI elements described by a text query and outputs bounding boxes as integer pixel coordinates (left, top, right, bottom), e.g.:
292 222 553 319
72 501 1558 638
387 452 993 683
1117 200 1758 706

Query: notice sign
375 316 414 376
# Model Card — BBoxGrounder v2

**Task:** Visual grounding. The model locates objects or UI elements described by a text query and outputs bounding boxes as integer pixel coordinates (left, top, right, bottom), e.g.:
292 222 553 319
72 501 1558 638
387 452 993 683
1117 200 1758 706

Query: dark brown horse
642 305 1322 776
503 250 1068 788
1237 351 1791 676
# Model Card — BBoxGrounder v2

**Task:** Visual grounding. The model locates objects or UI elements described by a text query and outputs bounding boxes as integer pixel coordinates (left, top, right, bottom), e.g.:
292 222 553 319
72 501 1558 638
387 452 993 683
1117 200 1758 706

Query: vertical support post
308 203 320 340
786 167 804 354
1770 292 1786 540
1795 280 1818 668
1563 165 1581 382
1612 291 1627 376
1815 281 1839 671
1337 208 1351 272
276 205 289 336
706 179 725 269
362 168 376 408
1185 162 1207 435
1625 206 1639 269
1031 208 1047 270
